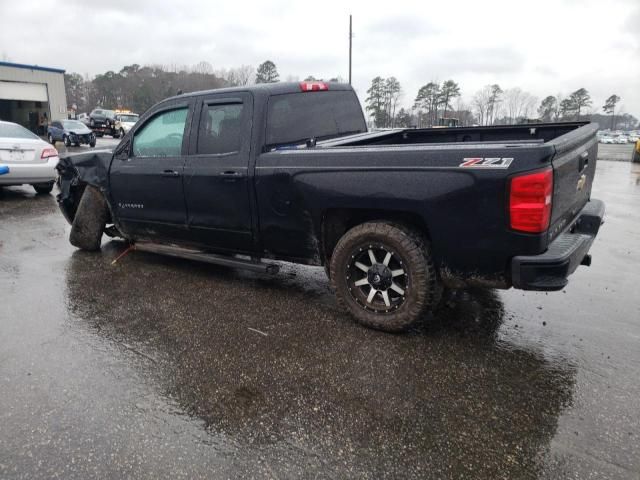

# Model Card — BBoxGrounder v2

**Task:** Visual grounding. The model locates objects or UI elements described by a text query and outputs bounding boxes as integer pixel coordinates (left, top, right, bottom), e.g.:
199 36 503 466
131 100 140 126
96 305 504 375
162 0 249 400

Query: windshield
266 90 366 148
0 123 40 140
63 120 87 130
104 110 115 119
119 114 139 123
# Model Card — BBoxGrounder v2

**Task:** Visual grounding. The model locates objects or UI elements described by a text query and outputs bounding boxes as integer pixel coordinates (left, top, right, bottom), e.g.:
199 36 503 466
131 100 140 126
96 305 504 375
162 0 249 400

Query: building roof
0 61 65 74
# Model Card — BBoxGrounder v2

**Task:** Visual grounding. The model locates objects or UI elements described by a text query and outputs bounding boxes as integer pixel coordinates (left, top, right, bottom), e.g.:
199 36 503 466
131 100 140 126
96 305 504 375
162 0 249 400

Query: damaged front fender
55 150 114 225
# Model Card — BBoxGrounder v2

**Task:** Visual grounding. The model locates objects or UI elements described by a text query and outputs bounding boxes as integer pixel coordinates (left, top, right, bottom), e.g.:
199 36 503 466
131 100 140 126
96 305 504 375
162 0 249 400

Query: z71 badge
459 157 513 168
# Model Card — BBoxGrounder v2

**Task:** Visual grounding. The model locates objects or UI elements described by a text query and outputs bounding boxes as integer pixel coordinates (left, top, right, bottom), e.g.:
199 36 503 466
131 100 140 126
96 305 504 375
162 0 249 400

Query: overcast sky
2 0 639 118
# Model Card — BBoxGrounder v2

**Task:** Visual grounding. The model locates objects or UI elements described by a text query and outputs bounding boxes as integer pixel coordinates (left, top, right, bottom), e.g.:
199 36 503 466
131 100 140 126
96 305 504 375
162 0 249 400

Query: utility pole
348 15 352 85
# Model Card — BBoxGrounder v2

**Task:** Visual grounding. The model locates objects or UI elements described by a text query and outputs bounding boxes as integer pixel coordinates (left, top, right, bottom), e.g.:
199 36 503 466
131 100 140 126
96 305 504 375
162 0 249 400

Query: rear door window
132 107 188 157
196 103 245 155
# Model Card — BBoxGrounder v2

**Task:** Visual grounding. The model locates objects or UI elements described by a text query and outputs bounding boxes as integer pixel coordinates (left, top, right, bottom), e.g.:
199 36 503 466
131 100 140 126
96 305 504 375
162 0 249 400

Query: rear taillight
41 147 58 159
299 81 328 92
509 168 553 233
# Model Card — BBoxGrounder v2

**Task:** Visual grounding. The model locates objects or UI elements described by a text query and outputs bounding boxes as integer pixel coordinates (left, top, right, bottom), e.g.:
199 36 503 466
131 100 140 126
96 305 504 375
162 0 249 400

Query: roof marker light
299 81 329 92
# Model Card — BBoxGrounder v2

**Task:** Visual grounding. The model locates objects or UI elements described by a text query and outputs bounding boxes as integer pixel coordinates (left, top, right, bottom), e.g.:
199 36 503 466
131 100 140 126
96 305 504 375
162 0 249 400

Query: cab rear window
266 91 366 148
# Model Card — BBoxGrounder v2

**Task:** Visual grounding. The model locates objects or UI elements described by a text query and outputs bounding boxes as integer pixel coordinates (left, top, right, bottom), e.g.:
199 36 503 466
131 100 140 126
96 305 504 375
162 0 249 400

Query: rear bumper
0 157 58 185
511 199 605 291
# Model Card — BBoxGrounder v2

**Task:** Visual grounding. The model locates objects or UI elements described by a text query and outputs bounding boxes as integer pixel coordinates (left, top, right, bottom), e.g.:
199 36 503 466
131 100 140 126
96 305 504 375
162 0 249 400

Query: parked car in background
88 108 117 137
627 132 639 142
77 113 90 126
0 120 59 194
114 111 139 138
599 136 615 144
614 135 628 144
47 120 96 148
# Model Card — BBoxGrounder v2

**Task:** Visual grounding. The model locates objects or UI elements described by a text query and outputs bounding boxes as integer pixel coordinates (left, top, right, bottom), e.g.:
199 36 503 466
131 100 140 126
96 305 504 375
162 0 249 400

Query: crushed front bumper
511 199 605 291
69 132 95 145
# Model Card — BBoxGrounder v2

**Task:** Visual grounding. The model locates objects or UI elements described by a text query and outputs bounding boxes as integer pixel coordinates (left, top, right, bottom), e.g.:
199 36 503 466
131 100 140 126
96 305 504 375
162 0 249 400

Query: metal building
0 61 67 134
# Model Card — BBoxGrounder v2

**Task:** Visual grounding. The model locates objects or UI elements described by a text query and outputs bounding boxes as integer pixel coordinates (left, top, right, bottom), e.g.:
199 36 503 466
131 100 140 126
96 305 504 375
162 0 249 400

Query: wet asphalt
1 150 639 479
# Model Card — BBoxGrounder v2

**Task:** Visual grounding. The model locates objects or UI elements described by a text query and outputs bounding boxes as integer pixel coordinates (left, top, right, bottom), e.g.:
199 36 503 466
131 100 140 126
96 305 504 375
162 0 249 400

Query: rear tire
330 222 441 332
33 182 54 195
69 185 108 251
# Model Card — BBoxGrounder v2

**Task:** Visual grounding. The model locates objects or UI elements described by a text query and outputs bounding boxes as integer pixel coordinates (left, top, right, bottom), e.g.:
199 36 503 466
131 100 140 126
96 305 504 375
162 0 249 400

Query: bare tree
233 65 255 86
472 85 492 125
504 88 538 123
193 61 213 74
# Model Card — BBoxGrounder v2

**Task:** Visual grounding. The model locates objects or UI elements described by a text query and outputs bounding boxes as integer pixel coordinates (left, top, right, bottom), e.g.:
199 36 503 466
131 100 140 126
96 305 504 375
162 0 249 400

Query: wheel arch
320 208 433 266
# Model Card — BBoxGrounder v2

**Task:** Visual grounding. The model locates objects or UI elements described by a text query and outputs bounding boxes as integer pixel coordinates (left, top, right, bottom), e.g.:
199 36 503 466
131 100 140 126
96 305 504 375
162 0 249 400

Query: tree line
64 61 638 130
364 77 638 130
64 60 287 115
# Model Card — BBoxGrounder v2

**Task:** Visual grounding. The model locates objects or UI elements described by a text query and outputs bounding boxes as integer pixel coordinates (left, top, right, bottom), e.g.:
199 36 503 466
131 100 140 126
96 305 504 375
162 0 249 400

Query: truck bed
320 122 590 148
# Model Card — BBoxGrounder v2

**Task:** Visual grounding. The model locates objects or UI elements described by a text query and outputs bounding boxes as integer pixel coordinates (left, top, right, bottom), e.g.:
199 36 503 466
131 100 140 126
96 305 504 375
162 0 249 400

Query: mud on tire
330 222 441 332
69 185 108 251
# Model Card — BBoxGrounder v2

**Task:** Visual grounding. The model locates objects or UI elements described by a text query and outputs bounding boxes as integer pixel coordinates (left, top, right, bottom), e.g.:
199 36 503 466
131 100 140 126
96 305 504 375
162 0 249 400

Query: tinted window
266 91 366 148
119 114 139 123
0 123 39 139
133 107 188 157
197 103 244 155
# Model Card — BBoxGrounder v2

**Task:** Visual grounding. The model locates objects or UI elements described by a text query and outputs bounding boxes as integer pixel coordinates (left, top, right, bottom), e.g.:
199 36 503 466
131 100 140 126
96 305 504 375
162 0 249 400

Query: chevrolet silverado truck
56 81 605 332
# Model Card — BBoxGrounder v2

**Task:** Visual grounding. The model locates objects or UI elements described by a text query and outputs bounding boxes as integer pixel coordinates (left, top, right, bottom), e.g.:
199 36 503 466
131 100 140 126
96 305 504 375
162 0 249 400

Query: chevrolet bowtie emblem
577 174 587 191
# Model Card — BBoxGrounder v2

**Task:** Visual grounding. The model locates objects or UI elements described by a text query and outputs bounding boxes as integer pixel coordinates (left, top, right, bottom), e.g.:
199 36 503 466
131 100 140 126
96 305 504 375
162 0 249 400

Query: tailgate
548 123 599 242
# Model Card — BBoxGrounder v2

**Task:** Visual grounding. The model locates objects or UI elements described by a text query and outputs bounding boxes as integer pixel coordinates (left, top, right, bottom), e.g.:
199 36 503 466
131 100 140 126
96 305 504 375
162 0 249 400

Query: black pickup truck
57 81 605 332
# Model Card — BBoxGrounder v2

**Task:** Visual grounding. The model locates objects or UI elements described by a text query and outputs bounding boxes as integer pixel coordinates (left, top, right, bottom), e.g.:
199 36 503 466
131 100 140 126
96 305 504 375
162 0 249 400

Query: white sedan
0 121 59 194
599 136 615 144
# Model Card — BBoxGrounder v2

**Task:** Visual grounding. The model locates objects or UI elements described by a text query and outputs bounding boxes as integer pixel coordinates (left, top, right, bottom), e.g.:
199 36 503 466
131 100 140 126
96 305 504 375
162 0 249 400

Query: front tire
69 185 108 251
48 133 55 145
33 182 54 195
63 135 71 147
330 222 441 332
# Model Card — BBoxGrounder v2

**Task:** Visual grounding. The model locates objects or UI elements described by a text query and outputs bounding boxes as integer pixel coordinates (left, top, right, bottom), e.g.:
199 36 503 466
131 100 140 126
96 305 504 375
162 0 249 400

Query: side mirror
114 138 131 161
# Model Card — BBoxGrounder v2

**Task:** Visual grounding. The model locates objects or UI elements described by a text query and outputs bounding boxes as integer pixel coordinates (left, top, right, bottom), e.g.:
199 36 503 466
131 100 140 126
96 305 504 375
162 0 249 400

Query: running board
134 242 280 275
